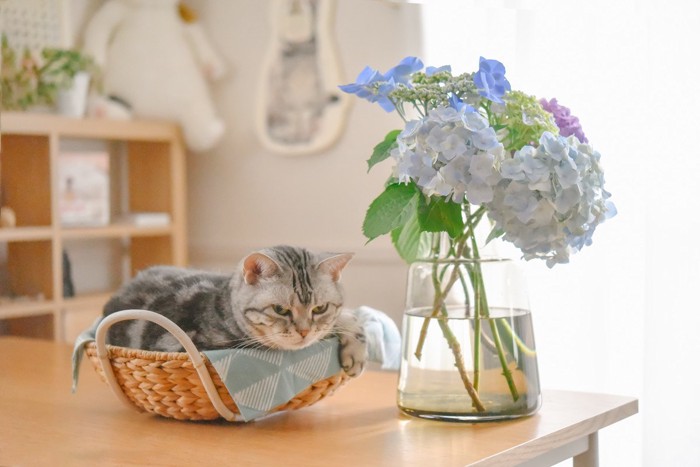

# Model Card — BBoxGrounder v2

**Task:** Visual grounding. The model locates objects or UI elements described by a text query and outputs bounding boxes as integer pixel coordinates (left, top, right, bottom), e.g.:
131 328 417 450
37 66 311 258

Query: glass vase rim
410 256 516 265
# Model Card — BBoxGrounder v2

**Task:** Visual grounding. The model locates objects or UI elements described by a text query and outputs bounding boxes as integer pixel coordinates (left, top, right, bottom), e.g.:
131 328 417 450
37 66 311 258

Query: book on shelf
58 151 110 227
119 212 171 227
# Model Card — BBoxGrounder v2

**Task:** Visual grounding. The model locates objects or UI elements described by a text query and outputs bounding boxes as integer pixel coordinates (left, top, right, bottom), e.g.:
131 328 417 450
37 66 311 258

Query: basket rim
86 341 197 362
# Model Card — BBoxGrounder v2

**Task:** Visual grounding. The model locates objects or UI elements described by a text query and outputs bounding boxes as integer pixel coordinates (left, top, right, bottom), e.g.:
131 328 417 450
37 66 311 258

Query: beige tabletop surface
0 337 638 466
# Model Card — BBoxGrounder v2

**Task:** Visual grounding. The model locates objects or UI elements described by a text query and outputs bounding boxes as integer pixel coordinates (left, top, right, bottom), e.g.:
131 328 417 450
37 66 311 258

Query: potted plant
1 35 47 110
40 47 97 117
1 34 97 116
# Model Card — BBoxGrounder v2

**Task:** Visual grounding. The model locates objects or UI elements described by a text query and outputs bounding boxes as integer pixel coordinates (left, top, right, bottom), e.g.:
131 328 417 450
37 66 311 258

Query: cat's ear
317 253 354 282
243 253 281 285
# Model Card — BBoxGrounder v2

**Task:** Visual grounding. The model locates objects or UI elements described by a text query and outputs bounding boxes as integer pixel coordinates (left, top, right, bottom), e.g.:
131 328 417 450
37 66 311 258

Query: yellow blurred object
0 206 17 228
178 2 198 23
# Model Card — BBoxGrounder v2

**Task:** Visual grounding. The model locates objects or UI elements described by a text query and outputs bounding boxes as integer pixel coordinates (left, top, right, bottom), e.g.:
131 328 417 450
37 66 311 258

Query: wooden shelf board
1 112 181 142
0 299 56 320
61 223 172 239
0 226 53 242
62 292 113 309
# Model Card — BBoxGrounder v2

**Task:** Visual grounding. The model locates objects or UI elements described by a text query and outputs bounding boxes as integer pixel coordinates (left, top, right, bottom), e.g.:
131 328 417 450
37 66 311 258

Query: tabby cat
103 245 366 376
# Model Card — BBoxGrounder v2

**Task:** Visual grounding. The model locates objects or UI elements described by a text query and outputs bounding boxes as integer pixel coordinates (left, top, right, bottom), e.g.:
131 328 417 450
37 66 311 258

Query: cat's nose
298 329 310 338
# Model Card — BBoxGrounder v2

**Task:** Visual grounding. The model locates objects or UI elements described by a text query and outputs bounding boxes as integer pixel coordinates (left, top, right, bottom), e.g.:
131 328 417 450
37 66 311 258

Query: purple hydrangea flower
473 57 511 104
539 98 588 143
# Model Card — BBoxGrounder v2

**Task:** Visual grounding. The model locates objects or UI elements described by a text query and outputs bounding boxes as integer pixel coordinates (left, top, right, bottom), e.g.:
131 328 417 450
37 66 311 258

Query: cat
103 245 366 377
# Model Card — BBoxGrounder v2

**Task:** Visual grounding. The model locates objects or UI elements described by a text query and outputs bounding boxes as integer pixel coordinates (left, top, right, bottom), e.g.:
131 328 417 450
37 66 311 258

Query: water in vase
398 306 541 422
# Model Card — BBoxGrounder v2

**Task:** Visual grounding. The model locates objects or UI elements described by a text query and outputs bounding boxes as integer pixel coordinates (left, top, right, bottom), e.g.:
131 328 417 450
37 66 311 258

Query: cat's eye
312 304 329 315
272 305 291 316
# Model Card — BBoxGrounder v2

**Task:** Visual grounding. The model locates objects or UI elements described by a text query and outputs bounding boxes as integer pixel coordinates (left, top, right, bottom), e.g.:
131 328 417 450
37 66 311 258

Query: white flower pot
57 72 91 118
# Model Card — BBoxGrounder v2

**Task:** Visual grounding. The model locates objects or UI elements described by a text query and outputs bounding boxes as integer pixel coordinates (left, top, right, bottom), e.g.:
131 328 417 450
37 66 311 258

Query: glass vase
397 240 541 422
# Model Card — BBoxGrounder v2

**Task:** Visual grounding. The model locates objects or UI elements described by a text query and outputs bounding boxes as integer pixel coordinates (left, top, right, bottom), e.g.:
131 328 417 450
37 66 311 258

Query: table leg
573 432 599 467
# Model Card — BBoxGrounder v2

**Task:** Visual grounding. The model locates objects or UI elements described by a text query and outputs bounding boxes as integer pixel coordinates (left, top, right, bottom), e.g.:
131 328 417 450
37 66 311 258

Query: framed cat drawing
256 0 351 156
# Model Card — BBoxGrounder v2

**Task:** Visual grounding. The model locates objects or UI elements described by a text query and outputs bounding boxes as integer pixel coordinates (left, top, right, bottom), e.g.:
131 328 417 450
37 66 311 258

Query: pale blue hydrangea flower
392 106 505 204
487 132 616 267
393 147 436 187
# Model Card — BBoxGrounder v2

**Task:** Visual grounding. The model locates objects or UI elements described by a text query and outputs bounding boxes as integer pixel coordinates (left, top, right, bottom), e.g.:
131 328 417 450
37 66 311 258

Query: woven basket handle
94 309 239 421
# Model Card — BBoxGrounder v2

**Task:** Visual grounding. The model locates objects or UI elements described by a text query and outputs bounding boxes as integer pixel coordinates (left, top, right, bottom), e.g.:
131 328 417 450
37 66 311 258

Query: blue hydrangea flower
487 132 616 267
338 66 383 99
338 66 397 111
448 94 475 113
426 65 451 76
384 56 424 85
473 57 511 104
339 57 424 112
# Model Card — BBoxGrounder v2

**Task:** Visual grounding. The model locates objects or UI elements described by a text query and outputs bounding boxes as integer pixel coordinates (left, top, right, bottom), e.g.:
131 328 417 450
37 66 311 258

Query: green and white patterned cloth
204 339 341 420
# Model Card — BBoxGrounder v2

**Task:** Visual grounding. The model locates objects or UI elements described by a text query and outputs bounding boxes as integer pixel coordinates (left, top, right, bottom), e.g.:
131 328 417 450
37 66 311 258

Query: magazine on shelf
58 151 110 226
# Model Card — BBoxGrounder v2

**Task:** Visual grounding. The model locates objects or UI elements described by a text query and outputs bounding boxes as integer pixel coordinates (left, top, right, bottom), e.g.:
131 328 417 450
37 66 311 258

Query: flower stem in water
435 315 486 412
467 220 520 403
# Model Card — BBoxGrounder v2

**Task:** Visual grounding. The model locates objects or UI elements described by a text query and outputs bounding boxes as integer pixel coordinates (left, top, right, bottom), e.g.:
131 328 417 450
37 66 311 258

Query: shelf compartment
0 134 52 227
127 141 173 213
130 236 173 275
7 240 54 300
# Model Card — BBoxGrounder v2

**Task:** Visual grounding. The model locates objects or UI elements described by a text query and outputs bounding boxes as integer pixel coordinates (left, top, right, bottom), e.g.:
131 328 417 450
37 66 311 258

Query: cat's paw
336 310 367 378
339 331 367 377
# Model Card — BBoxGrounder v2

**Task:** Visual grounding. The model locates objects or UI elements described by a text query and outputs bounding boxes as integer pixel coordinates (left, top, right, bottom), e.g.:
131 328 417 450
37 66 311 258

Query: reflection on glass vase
398 250 541 422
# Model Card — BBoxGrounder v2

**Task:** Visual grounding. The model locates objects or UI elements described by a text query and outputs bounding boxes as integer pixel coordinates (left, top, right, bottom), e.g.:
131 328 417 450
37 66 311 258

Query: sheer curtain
421 1 699 465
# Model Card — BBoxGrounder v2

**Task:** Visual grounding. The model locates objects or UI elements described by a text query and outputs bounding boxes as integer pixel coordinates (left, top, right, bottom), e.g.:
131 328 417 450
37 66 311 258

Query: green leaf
390 211 432 263
485 226 505 244
362 183 420 241
367 129 401 172
418 197 465 238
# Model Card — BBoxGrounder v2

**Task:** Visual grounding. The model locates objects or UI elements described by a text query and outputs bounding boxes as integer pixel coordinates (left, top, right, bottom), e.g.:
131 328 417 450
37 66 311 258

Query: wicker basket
83 309 350 422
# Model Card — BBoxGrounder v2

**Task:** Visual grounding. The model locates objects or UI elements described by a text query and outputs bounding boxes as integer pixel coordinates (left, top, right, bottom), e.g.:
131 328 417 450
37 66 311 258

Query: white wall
185 0 422 321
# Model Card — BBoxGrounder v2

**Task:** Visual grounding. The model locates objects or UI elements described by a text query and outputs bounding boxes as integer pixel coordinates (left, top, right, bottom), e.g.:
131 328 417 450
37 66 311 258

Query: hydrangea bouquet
340 56 616 415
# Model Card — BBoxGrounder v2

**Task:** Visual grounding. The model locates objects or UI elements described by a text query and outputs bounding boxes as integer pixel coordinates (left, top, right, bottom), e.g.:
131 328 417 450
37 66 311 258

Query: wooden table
0 337 637 466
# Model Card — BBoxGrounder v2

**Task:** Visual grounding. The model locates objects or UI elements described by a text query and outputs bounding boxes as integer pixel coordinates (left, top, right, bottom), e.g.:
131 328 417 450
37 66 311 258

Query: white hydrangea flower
393 107 505 204
487 132 615 267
